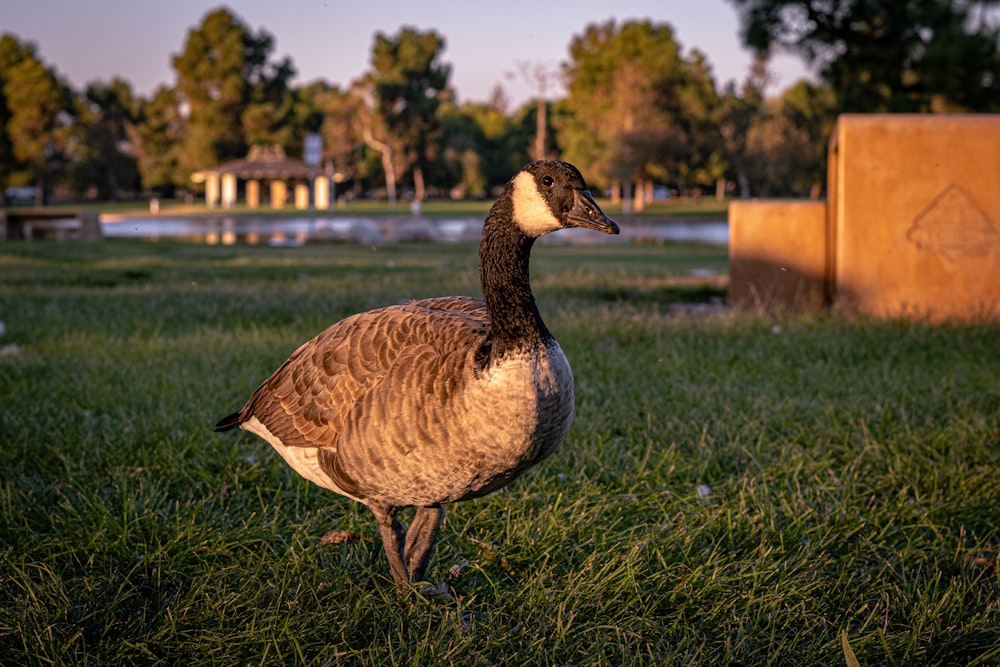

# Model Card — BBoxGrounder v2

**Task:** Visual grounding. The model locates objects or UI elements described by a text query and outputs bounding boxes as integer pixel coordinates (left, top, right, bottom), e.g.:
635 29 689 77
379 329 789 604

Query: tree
741 79 837 197
242 51 297 151
728 0 1000 112
673 48 725 197
717 57 769 198
354 83 403 205
560 20 720 210
778 79 837 195
0 34 34 189
500 98 544 181
364 27 452 202
70 78 141 199
438 100 504 198
130 86 186 196
0 35 73 204
450 94 535 195
296 81 366 195
510 61 560 161
171 7 295 178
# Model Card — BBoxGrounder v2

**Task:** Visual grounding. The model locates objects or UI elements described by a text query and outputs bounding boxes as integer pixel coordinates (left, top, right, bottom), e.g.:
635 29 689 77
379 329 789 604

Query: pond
99 214 728 247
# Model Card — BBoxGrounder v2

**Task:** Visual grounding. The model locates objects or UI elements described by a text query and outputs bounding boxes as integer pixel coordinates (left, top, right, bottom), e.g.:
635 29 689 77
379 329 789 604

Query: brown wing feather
241 301 489 455
408 296 488 320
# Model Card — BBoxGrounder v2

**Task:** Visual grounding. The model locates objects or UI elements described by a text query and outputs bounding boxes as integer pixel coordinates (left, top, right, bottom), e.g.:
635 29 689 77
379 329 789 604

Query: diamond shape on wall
907 184 998 262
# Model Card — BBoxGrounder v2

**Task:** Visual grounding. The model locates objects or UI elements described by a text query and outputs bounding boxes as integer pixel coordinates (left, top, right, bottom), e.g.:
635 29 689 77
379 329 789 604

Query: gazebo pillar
270 181 287 209
246 180 260 208
204 173 220 208
294 184 309 209
221 173 237 208
314 175 330 210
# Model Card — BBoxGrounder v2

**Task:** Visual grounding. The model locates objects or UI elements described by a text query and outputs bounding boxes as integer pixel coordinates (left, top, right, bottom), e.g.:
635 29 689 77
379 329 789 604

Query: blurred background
2 0 998 209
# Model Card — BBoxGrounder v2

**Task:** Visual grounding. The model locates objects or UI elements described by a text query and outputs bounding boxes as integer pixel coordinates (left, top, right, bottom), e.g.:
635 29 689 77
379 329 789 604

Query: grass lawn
1 239 997 665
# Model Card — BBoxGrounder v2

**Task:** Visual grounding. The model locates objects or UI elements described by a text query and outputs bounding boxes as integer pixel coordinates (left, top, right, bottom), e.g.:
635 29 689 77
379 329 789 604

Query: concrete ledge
728 200 828 314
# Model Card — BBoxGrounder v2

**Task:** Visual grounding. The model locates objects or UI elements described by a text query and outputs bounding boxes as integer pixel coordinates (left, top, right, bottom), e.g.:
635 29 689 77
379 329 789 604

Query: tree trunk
737 170 751 200
382 152 397 207
534 98 546 160
107 155 120 200
633 178 646 213
361 125 396 207
413 165 425 202
34 163 47 206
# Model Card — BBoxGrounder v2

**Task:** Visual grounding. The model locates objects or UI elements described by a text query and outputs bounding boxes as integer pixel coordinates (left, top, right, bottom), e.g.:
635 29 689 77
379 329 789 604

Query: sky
3 0 813 107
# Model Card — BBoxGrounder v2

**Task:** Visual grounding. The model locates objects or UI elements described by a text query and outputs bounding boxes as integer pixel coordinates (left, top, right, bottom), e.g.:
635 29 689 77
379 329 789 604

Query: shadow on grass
582 276 728 306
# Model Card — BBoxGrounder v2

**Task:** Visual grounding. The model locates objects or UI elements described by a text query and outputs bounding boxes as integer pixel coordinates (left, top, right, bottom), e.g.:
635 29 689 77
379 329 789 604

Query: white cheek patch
511 171 562 237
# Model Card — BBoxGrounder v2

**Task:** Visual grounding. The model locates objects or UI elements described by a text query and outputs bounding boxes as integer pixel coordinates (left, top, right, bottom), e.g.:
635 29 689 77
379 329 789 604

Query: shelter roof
193 145 312 180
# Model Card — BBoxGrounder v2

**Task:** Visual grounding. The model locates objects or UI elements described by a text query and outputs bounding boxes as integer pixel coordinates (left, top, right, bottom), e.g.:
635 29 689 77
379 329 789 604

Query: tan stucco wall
728 200 828 313
828 114 1000 321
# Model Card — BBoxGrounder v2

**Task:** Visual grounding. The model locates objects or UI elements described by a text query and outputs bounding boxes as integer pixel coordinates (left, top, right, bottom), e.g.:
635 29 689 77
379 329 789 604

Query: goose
215 160 619 588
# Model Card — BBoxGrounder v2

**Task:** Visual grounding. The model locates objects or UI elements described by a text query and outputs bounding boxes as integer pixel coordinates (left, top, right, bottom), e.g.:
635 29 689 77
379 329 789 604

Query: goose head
508 160 620 238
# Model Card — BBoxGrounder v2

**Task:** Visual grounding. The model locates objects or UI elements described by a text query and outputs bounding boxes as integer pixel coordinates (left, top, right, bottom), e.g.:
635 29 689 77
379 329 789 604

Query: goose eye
541 175 554 188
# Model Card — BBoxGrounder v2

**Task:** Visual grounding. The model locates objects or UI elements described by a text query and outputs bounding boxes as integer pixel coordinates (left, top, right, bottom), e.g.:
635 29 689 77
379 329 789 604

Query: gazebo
191 145 330 209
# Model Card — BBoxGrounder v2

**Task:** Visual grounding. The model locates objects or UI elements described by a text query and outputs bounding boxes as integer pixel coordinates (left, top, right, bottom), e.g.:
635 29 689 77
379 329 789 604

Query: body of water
99 214 728 247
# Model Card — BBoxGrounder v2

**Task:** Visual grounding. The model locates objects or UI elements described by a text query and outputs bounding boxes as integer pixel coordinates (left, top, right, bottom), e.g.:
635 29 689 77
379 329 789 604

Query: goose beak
566 190 619 235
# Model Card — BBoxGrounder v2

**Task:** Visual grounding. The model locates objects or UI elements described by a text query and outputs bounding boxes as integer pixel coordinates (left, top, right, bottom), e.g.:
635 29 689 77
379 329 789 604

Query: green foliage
742 79 838 197
0 33 73 203
561 20 690 188
297 81 368 182
559 20 730 208
171 7 296 177
1 240 998 665
366 27 452 200
728 0 1000 112
438 100 533 197
129 86 186 196
0 34 33 187
716 62 766 198
69 78 142 200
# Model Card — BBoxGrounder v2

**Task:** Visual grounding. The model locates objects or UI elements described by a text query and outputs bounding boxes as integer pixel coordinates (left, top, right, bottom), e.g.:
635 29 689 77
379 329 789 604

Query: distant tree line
1 2 997 207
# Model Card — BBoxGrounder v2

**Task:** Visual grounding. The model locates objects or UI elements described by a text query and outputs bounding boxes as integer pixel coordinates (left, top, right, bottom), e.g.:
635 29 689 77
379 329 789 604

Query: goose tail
214 410 246 432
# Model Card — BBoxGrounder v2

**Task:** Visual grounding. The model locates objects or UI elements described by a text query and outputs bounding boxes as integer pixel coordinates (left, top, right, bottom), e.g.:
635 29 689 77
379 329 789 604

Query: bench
1 209 103 241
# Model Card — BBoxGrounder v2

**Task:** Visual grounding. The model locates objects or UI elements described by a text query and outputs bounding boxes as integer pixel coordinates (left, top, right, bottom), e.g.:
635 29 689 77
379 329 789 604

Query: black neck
478 197 552 364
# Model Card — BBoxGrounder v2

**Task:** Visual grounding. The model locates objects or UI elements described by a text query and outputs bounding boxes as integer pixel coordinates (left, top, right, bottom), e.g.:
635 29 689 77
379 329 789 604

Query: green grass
1 239 997 666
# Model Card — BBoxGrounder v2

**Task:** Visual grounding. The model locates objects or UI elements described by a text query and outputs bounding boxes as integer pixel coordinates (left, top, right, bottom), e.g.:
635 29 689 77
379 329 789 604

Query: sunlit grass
1 239 997 665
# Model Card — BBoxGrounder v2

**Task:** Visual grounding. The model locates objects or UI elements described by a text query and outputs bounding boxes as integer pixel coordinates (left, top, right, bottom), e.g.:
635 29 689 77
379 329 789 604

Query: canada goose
215 160 619 588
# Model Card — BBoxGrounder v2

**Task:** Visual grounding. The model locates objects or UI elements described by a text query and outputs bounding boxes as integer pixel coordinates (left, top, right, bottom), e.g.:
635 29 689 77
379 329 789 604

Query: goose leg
370 503 409 588
404 504 445 582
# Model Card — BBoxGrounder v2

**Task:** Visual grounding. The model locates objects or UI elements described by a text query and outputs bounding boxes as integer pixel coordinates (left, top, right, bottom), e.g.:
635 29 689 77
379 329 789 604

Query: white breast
350 341 575 507
471 341 575 464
